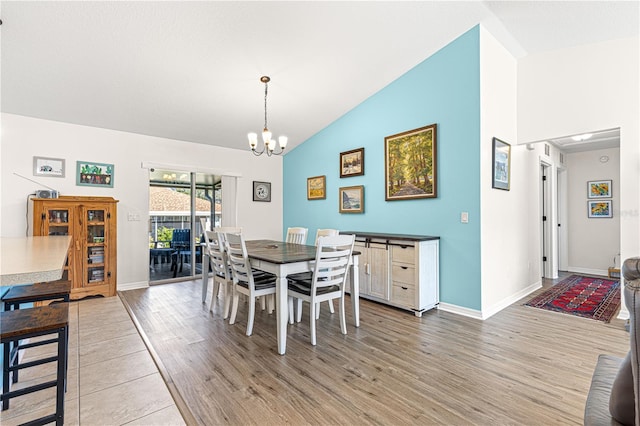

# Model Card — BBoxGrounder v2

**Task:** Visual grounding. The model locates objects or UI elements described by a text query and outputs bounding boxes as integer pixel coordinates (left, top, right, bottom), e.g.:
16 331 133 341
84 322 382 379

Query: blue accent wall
283 26 481 310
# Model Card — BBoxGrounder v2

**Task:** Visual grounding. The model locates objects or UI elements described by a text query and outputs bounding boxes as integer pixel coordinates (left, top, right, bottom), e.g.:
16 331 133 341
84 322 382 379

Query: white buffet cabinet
343 231 439 317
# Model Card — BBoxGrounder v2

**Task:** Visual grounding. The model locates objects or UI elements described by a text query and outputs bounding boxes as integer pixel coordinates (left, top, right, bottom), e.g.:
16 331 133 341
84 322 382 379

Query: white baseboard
438 303 483 320
567 266 609 277
481 280 542 320
117 281 149 291
439 280 542 321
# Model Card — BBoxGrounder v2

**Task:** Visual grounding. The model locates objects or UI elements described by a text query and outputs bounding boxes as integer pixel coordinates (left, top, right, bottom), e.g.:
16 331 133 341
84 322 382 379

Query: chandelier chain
264 81 269 131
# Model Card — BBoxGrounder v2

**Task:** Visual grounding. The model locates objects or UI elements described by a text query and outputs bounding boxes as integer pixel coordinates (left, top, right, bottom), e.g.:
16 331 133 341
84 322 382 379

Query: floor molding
118 291 199 426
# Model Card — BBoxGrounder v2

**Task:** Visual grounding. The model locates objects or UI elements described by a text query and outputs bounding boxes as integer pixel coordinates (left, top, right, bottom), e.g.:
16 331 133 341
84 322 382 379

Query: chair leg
339 296 347 335
212 278 221 300
309 301 317 346
223 282 232 319
229 289 240 325
316 303 320 320
288 297 294 324
246 297 256 336
260 296 266 311
267 294 274 314
327 300 335 314
296 299 303 323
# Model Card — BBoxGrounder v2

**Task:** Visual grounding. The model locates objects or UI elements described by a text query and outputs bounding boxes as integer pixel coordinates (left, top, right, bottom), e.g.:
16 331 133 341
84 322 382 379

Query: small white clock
253 181 271 202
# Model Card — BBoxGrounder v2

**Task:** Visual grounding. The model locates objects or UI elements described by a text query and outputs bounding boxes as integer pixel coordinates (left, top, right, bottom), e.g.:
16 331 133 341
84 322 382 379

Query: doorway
148 169 221 283
534 128 620 280
540 160 554 279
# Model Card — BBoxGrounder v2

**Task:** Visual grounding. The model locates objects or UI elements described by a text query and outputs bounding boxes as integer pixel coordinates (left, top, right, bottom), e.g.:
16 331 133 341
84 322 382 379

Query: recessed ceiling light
600 155 609 163
572 133 593 142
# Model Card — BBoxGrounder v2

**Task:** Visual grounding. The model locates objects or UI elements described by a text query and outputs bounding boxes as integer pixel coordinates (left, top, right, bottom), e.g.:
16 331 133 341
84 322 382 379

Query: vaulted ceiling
1 1 638 153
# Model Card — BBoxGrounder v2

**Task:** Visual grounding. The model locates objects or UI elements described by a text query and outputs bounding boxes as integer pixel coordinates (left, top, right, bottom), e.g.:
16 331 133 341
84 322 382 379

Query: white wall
518 37 640 281
1 113 283 289
566 148 621 275
479 26 533 318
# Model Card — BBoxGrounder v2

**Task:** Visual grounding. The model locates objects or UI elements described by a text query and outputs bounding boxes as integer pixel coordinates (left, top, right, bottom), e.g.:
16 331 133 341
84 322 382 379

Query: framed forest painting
385 124 437 201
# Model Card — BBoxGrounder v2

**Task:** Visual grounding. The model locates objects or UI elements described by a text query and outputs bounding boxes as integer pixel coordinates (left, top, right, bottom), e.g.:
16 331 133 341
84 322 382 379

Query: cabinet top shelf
340 231 440 242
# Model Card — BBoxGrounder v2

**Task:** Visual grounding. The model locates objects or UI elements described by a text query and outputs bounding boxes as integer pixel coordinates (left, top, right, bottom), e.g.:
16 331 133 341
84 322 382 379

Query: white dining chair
200 218 242 317
286 227 308 245
201 228 234 318
315 229 339 315
225 232 277 336
287 234 355 345
289 228 341 322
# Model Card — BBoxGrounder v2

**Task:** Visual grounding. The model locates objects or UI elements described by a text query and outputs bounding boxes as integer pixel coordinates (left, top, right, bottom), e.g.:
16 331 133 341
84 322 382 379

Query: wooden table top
0 236 71 285
246 239 317 264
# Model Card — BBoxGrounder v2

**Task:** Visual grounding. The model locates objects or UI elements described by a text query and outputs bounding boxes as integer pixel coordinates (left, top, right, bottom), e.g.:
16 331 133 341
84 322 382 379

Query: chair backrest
312 234 355 292
314 228 339 246
200 226 229 279
286 227 308 245
172 228 191 249
224 232 257 290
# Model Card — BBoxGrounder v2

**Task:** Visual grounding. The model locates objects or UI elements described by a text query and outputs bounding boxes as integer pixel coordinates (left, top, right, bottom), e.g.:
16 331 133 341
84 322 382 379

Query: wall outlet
461 212 469 223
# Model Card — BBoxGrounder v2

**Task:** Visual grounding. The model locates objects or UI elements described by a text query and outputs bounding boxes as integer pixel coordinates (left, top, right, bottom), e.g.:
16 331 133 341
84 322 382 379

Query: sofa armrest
585 354 625 426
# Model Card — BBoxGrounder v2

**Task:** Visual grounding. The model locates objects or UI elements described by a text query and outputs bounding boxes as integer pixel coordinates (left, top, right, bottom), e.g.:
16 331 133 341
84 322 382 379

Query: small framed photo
588 200 612 218
340 148 364 178
339 185 364 214
588 180 612 198
33 156 65 178
492 137 511 191
253 181 271 202
307 175 326 200
76 161 114 187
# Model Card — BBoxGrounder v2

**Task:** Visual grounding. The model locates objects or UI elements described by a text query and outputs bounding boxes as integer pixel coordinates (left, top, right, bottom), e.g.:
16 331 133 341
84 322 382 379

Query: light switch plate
461 212 469 223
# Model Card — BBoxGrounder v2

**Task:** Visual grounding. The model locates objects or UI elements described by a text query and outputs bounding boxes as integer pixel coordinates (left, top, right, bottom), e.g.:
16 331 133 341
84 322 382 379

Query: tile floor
0 296 186 425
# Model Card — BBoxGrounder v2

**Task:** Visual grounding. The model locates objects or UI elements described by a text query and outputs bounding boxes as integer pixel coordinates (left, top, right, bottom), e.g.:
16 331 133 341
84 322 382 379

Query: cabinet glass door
84 207 108 285
43 207 72 282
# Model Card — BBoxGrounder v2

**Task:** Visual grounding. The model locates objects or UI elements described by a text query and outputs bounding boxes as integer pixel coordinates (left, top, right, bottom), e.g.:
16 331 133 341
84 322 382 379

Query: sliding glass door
149 169 221 283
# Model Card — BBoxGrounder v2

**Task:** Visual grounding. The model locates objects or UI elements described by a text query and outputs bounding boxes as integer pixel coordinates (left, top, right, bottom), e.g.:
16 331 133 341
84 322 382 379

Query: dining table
1 236 72 287
201 238 360 355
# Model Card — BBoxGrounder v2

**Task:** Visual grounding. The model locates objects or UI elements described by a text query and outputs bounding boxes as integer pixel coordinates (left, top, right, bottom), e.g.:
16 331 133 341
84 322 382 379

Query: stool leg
2 340 9 410
55 326 67 425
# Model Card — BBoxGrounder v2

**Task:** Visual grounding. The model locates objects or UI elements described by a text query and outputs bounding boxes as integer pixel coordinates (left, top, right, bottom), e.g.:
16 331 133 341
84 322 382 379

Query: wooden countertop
340 231 440 241
0 236 71 285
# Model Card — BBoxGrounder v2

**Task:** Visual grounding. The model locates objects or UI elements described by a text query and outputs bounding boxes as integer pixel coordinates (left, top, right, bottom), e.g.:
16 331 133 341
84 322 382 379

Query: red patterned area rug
524 275 621 323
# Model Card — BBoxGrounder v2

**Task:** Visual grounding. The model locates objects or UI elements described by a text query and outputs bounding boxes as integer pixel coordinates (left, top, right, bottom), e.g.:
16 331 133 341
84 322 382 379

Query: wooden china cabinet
31 195 118 299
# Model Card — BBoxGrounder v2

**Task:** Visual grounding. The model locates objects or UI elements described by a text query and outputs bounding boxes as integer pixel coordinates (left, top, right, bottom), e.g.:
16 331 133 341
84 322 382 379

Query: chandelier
248 76 287 156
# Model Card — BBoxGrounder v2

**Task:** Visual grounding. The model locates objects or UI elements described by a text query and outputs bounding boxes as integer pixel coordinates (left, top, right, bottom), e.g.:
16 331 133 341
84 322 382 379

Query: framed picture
76 161 114 187
588 200 612 218
340 148 364 178
492 137 511 191
307 175 326 200
339 185 364 213
253 181 271 202
385 124 437 200
33 156 65 178
588 180 612 198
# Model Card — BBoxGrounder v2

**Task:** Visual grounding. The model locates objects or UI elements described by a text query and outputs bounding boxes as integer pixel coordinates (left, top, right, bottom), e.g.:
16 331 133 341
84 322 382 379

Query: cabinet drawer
392 245 415 265
391 282 414 307
392 264 415 284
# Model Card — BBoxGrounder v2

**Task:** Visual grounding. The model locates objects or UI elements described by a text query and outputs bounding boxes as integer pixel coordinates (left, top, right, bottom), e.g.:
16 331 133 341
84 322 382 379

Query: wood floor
119 275 628 425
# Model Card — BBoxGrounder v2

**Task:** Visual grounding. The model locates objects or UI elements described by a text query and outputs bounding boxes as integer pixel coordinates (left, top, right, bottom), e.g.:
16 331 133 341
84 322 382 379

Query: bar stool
2 280 71 312
1 303 69 426
1 281 71 385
